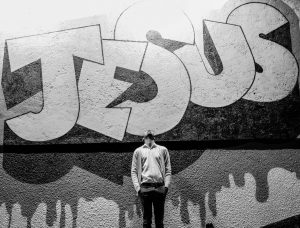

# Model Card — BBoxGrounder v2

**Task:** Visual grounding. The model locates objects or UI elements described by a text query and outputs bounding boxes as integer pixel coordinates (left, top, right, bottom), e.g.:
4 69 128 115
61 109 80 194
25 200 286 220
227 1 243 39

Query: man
131 130 172 228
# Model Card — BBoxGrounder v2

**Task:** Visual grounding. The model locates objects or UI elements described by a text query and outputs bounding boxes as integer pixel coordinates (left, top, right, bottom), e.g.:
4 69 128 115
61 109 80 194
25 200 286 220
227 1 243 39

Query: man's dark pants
139 183 167 228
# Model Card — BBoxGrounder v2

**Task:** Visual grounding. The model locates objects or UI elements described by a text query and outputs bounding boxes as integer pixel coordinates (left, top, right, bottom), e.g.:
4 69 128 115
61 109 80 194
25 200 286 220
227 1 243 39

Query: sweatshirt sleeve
131 149 140 193
164 147 172 188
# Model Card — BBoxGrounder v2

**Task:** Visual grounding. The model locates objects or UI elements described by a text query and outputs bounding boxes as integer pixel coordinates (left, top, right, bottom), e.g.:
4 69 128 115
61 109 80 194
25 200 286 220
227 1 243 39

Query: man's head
143 130 155 145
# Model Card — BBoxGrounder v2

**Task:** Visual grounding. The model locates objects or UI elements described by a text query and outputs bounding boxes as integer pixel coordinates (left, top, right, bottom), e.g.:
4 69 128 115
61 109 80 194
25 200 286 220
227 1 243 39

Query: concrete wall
0 0 300 227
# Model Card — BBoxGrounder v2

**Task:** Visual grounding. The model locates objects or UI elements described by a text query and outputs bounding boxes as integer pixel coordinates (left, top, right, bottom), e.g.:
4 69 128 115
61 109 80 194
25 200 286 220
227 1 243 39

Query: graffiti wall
0 0 300 227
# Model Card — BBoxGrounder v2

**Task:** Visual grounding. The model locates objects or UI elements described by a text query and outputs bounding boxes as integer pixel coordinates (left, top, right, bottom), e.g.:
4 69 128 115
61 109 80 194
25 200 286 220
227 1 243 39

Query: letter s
227 2 299 102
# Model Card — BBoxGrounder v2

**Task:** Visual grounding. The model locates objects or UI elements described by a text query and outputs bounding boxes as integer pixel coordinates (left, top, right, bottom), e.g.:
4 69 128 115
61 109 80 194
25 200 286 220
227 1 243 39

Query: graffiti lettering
6 26 103 141
175 20 255 107
1 1 300 228
78 40 147 140
1 0 300 143
117 43 190 136
227 3 299 102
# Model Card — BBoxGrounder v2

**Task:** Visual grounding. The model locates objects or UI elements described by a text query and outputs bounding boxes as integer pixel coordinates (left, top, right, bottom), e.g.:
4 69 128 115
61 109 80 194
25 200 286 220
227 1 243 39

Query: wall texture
0 0 300 227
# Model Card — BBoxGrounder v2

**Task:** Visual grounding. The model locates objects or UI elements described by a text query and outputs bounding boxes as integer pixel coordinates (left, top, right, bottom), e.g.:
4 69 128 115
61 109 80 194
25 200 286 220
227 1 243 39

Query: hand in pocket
164 187 168 195
156 186 167 195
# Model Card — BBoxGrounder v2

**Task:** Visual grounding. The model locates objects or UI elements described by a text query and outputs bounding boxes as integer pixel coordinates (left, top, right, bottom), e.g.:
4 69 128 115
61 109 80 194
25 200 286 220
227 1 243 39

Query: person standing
131 130 172 228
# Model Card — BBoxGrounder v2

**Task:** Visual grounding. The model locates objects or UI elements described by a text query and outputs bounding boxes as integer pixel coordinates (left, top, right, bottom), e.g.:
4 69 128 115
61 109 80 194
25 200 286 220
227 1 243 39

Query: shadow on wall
262 214 300 228
171 148 300 227
0 147 299 227
0 150 203 227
